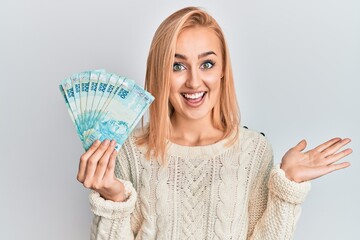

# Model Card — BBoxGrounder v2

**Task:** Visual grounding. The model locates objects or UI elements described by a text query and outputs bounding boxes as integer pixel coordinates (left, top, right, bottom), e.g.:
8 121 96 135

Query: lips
181 91 207 105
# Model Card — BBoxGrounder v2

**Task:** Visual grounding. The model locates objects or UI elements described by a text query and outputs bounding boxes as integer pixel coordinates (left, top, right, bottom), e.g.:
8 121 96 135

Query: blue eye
173 63 185 72
200 61 215 69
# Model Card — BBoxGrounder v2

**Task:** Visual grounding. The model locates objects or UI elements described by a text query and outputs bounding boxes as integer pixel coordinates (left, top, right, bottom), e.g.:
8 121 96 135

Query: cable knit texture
89 127 311 240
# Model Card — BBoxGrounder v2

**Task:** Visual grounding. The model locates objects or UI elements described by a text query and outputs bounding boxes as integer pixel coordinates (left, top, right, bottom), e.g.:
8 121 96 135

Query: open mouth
181 91 207 104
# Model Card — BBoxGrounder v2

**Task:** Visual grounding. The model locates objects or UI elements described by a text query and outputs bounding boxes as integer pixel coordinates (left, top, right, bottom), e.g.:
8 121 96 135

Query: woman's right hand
77 139 126 202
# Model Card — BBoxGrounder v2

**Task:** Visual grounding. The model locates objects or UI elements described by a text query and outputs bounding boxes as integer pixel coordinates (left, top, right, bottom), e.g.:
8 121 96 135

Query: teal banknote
60 77 83 141
60 70 154 151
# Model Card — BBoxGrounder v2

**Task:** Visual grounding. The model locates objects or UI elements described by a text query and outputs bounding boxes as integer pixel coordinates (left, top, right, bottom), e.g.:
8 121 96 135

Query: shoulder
238 125 274 173
239 125 272 155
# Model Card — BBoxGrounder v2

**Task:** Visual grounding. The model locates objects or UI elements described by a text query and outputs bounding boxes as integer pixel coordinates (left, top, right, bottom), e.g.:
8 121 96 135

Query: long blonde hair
137 7 240 164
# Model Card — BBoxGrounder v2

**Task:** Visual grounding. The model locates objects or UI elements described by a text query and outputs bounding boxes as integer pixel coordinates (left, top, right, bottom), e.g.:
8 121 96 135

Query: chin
182 109 212 121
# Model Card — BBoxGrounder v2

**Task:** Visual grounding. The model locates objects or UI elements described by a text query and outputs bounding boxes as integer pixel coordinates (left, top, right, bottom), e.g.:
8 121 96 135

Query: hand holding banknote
60 70 154 201
77 139 127 202
59 70 154 151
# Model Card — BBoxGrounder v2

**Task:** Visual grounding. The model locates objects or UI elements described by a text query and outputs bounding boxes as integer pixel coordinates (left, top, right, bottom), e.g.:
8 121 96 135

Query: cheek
170 74 185 92
203 74 221 93
211 82 221 101
202 66 222 86
170 81 181 98
169 80 181 107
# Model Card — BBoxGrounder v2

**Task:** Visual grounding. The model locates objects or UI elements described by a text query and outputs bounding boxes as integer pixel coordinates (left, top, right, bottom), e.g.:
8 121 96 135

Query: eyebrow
174 51 217 60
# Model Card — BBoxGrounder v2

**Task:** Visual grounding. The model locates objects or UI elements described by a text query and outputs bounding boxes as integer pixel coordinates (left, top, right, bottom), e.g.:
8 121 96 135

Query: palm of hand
280 138 352 183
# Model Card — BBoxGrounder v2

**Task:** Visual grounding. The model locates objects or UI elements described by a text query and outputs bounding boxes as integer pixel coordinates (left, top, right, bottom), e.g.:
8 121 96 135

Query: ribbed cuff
89 179 137 220
268 164 311 204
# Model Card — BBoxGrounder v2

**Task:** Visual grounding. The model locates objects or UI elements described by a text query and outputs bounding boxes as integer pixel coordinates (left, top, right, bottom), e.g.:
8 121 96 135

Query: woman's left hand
280 138 353 183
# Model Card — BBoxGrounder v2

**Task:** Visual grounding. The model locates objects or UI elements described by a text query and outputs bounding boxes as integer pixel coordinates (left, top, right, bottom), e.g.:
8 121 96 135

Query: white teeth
182 92 205 99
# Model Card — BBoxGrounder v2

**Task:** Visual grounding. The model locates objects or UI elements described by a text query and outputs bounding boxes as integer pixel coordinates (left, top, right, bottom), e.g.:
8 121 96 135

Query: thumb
293 139 307 152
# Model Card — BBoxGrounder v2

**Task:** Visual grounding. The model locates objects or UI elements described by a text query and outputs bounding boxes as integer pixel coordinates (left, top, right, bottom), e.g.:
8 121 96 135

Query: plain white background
1 0 359 239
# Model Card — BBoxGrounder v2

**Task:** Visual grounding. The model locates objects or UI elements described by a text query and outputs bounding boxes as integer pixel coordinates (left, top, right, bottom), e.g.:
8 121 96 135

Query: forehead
176 27 222 56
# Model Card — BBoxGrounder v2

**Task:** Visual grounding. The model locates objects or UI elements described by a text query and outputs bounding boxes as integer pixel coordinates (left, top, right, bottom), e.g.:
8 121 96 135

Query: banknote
60 77 84 141
83 71 100 140
83 77 141 150
89 72 109 125
60 70 154 151
95 74 125 125
59 85 75 125
80 72 120 144
70 72 82 136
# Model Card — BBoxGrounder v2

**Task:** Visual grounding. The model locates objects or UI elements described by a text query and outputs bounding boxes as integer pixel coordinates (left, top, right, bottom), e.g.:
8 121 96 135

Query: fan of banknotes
59 69 154 151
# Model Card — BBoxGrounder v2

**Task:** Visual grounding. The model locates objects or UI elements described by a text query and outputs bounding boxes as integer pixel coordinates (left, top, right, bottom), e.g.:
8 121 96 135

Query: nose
185 68 202 89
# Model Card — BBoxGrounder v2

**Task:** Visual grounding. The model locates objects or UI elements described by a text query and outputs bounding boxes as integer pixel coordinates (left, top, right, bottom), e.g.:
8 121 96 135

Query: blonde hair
137 6 240 164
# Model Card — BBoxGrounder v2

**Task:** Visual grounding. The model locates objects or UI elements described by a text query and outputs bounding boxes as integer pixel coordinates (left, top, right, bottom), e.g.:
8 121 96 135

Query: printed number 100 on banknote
59 70 154 151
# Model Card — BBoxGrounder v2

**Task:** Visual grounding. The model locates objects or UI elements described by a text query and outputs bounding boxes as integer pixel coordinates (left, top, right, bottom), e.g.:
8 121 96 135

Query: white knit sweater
89 127 311 239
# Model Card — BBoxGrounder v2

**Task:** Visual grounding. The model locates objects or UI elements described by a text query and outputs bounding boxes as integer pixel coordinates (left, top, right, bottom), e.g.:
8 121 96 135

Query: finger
325 148 353 165
83 139 110 188
104 148 118 181
314 137 341 153
320 162 351 176
300 162 350 181
322 138 351 157
77 140 101 183
293 139 307 152
92 140 116 187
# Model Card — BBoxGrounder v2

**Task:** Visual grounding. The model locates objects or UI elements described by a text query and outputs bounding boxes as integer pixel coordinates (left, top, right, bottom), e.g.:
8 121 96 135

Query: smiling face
169 26 224 123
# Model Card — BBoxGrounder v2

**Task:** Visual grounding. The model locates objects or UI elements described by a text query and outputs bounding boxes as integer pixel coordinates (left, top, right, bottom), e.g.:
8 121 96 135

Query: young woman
77 7 352 239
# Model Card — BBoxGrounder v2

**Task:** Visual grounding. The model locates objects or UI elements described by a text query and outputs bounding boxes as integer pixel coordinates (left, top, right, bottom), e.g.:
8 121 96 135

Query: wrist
108 192 127 202
111 178 131 202
280 164 301 183
99 191 127 202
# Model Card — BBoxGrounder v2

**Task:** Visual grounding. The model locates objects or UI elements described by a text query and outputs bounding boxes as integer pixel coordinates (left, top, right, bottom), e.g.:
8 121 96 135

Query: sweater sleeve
89 139 139 240
247 139 311 240
89 181 137 240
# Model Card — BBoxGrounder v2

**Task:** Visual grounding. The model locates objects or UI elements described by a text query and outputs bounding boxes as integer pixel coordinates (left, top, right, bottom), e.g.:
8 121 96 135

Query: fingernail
103 139 110 145
111 140 116 146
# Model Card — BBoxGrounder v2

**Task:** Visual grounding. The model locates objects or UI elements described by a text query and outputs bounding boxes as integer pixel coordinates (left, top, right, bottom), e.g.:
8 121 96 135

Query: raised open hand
280 138 353 183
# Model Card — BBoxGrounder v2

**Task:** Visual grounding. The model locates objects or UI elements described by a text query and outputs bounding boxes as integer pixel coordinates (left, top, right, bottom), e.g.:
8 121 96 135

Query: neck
170 113 224 146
